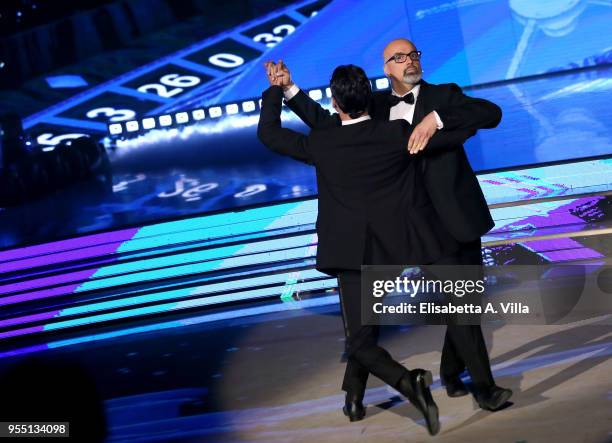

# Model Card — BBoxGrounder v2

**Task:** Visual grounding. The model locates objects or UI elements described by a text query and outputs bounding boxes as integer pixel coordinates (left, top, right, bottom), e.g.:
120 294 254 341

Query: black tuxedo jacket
286 80 501 242
258 86 474 275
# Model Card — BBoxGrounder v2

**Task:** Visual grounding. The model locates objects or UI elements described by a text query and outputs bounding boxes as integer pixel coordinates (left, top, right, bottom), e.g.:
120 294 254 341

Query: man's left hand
408 112 438 154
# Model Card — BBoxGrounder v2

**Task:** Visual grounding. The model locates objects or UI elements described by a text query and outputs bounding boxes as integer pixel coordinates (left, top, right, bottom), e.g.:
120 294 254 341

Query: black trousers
340 238 495 397
337 270 408 397
435 238 495 391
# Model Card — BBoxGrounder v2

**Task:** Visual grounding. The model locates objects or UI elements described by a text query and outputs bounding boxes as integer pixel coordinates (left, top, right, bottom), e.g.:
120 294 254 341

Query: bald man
266 38 512 419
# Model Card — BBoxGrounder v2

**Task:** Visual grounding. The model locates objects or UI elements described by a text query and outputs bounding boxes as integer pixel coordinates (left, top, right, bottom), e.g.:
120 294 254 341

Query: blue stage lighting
45 75 89 89
242 101 256 112
308 89 323 100
375 78 389 90
142 117 156 130
175 112 189 124
208 107 222 118
159 115 172 127
226 104 239 115
126 121 139 132
108 123 123 135
192 109 206 120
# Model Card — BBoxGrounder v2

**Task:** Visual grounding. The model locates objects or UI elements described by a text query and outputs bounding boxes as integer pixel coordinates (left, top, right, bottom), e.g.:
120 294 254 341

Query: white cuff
433 110 444 129
284 84 300 101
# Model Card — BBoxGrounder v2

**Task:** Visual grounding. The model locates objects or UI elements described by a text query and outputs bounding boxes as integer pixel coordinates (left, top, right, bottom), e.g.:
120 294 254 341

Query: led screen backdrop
1 0 610 248
221 0 612 99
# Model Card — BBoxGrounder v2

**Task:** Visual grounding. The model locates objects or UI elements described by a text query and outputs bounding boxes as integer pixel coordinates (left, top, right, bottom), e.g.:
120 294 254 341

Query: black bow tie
388 92 415 106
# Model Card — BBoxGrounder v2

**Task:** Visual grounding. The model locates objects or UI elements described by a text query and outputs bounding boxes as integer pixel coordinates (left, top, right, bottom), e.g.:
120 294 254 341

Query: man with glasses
266 38 511 420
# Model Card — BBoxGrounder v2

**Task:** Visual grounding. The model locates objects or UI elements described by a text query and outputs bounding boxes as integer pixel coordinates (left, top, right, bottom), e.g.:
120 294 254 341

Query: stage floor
1 299 609 442
0 165 610 443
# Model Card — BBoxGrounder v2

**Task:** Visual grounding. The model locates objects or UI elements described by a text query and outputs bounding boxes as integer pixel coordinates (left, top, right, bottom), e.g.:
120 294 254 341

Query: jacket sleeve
435 83 502 132
257 86 314 165
423 128 476 155
285 89 341 130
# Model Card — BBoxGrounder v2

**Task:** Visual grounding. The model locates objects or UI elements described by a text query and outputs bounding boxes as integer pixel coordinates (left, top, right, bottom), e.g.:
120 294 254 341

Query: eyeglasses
385 51 422 64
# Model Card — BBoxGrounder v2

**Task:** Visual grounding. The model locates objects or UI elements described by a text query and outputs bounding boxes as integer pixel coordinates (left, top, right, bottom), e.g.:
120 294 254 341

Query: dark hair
330 64 371 119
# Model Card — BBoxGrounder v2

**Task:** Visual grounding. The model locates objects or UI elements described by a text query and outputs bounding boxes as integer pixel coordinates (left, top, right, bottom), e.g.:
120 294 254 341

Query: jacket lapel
414 80 429 173
412 80 427 125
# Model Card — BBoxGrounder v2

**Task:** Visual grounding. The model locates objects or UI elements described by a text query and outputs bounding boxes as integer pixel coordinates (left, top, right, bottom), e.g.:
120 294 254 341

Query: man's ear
331 97 339 112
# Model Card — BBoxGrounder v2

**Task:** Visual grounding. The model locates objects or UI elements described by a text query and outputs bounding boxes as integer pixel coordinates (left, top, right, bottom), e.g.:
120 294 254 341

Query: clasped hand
263 60 293 89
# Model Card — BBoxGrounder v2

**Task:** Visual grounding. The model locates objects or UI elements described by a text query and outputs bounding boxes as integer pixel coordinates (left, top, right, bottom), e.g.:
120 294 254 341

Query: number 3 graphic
86 107 136 122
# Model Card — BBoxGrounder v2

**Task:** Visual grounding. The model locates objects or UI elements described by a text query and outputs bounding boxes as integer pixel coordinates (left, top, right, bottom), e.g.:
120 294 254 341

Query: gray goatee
403 71 422 85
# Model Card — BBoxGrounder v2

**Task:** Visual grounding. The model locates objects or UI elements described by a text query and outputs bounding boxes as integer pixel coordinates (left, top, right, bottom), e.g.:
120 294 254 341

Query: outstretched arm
266 60 340 130
257 85 313 165
285 88 340 129
436 83 502 131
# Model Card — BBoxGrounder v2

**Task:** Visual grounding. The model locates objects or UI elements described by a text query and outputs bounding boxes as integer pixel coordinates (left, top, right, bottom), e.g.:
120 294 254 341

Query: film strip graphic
104 77 393 140
21 0 332 150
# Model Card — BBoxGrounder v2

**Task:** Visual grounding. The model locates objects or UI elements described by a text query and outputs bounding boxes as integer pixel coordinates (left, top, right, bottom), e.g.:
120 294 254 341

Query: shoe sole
417 370 440 436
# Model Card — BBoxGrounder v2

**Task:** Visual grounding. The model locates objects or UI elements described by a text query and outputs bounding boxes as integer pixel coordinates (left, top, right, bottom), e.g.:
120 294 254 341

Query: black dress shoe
396 369 440 436
476 385 513 411
342 392 366 422
444 377 469 398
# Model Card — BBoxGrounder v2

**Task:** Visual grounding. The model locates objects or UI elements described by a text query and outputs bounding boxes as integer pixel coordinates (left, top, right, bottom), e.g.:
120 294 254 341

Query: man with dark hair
328 65 372 118
258 63 477 435
267 37 512 416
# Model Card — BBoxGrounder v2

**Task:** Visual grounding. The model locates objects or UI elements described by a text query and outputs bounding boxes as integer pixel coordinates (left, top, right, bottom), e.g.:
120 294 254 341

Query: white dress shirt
341 115 371 125
284 83 443 128
390 84 443 128
284 84 301 101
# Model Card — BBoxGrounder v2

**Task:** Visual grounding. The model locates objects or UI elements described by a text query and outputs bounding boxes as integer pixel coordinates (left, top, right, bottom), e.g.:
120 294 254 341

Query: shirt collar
341 114 372 126
391 83 420 101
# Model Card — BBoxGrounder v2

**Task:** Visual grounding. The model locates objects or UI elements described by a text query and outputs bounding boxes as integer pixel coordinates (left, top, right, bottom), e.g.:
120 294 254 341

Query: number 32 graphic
253 24 295 47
